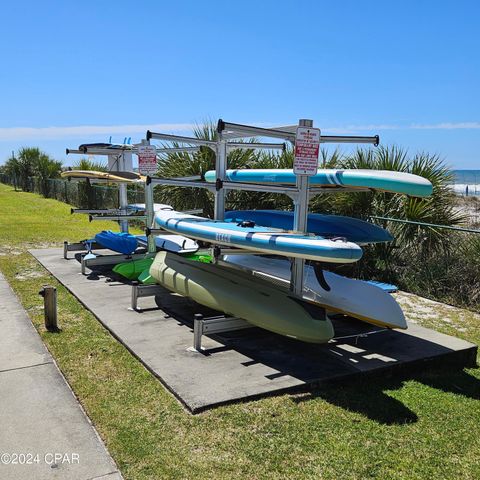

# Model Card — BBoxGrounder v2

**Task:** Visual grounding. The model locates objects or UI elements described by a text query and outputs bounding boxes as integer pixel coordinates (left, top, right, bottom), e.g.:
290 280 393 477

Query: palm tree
310 146 465 282
1 154 21 190
16 147 41 191
325 146 464 250
72 157 107 172
35 153 62 196
155 121 260 217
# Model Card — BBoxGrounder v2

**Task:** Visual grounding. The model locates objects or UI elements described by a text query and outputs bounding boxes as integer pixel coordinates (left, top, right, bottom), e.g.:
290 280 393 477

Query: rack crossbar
147 130 216 147
372 216 480 234
147 177 216 190
89 215 146 222
156 146 201 154
226 142 286 151
223 181 299 194
131 283 164 310
218 120 379 145
321 135 379 145
71 208 120 215
63 240 103 259
218 120 296 142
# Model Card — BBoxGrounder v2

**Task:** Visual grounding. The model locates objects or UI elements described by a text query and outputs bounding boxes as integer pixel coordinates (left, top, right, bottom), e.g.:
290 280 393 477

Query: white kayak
222 255 407 329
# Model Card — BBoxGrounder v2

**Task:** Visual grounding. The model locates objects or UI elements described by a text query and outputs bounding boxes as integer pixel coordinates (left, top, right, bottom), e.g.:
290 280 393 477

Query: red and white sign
293 126 321 176
137 145 157 175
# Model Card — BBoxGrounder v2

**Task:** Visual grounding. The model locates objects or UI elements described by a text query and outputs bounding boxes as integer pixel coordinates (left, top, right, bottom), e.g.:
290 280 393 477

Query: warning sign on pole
137 145 157 175
293 127 321 176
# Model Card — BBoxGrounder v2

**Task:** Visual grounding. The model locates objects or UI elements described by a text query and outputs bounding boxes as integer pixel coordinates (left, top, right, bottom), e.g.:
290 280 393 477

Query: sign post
293 126 321 176
291 121 321 296
138 141 157 253
137 144 158 175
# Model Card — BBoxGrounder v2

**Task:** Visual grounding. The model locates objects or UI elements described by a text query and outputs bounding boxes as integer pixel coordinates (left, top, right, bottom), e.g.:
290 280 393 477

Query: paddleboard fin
312 263 331 292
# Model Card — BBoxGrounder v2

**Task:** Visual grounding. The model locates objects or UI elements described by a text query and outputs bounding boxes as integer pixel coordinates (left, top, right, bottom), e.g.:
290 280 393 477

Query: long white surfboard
222 254 406 329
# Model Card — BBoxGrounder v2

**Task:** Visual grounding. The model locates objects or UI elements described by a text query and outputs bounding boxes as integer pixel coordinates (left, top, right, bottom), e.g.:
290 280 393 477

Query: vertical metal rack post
291 119 313 296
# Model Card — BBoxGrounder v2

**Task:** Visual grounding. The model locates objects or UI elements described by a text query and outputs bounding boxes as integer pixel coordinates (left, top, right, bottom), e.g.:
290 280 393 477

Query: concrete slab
31 248 478 413
0 272 122 480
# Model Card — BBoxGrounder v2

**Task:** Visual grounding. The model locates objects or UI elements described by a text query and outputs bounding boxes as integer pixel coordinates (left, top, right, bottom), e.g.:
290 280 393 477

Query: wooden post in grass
39 285 58 331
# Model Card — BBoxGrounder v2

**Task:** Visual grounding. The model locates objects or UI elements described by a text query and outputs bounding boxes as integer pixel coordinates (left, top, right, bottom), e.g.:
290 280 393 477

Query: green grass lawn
1 182 479 480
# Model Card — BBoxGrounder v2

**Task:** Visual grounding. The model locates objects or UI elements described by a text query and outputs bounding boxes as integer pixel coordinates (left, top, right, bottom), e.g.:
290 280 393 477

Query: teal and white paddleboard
154 208 363 263
204 168 433 197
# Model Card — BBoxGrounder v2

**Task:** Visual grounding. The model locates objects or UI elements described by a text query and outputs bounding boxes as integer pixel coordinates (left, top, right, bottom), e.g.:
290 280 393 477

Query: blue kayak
95 231 138 255
225 210 393 244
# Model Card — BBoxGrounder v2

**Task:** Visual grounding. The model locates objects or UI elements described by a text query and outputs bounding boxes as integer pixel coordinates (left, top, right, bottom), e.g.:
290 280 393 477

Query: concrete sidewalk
0 272 122 480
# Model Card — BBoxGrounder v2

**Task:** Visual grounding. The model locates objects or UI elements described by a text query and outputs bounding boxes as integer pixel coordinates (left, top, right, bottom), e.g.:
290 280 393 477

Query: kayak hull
135 234 198 254
113 257 154 280
150 252 335 343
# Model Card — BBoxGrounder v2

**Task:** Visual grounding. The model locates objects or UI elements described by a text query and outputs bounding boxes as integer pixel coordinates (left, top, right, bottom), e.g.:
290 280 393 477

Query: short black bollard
39 285 59 332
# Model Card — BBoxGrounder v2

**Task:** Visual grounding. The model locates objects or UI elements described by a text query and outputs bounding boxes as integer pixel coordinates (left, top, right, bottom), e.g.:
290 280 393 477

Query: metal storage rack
140 119 379 350
144 119 379 295
65 119 379 351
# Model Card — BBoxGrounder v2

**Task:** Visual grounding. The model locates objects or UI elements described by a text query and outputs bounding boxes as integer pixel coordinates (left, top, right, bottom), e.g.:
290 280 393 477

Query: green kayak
113 252 212 283
113 257 154 280
138 267 157 285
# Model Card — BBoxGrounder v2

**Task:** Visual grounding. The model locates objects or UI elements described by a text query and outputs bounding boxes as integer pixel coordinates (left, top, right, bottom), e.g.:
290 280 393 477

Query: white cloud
0 121 479 142
321 124 400 134
0 123 195 141
410 122 480 130
322 122 480 134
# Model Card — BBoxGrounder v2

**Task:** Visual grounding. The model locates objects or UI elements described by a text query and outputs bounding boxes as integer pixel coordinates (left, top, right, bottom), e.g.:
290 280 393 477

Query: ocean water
451 170 480 196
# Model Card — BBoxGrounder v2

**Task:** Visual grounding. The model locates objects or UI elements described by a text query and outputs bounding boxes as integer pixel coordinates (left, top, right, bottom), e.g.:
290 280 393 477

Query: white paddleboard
127 203 172 213
136 234 198 254
222 255 406 329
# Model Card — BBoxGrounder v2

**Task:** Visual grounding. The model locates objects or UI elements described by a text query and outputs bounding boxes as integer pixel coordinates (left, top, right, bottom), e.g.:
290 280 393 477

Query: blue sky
0 0 479 168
